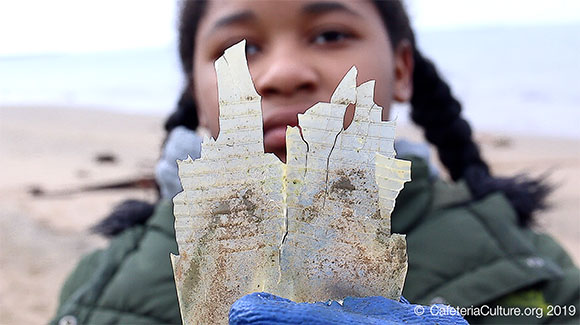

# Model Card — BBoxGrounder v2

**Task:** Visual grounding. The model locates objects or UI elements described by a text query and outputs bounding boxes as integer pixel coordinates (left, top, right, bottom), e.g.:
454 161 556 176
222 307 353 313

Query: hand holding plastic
229 292 467 324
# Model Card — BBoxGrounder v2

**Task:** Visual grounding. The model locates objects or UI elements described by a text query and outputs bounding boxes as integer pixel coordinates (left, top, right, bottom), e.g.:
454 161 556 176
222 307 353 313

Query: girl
52 1 579 324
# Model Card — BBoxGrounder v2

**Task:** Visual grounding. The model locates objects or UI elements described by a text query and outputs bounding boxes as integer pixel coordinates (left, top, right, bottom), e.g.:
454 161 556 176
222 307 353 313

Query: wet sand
1 106 578 324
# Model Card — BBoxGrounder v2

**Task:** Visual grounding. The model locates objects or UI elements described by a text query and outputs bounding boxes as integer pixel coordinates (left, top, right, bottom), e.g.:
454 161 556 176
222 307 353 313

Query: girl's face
193 0 412 161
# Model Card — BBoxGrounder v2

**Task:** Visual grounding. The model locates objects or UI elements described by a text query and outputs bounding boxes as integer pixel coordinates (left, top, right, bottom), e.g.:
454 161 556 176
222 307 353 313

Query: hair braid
163 0 207 133
410 50 489 181
410 49 551 226
164 87 199 132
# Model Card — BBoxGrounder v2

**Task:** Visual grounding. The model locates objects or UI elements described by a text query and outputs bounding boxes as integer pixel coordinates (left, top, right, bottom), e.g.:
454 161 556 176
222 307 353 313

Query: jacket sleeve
532 232 579 324
473 232 580 324
51 201 182 325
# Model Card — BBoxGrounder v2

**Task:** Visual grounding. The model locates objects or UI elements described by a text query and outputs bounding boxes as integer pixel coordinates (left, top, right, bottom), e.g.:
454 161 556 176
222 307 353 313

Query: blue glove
229 292 467 324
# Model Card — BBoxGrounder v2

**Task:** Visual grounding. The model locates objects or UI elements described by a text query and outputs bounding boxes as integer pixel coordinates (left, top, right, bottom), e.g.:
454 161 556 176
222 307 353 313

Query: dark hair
167 0 550 226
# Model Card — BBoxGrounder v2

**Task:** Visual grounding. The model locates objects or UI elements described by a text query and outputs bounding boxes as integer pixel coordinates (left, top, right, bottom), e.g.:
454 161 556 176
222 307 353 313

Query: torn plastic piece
171 41 286 323
172 40 411 324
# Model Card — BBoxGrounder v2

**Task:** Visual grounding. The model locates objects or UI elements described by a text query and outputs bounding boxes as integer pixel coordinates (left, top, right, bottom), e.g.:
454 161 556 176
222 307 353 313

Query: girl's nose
253 48 318 98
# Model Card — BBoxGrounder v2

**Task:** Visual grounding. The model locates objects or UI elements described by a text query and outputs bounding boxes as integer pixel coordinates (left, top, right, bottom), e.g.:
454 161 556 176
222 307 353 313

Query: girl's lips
263 125 289 152
262 106 304 153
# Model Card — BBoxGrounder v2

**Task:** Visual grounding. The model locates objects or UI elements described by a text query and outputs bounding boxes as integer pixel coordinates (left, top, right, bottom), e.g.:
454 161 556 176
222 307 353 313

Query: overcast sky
0 0 579 56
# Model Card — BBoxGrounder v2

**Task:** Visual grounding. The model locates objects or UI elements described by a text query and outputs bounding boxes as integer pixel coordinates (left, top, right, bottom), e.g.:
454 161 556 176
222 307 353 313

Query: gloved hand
229 292 467 324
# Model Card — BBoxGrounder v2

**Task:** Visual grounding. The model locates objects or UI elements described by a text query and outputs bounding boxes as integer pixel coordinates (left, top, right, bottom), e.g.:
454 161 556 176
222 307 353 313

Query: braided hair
410 49 550 226
167 0 550 226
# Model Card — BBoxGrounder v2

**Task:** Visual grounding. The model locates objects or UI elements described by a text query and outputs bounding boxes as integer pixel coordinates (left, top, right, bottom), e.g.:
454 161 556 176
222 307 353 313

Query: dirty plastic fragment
171 40 411 324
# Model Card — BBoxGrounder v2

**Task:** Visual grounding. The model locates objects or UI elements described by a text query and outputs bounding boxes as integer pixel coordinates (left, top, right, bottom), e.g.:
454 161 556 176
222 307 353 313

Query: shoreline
1 106 578 324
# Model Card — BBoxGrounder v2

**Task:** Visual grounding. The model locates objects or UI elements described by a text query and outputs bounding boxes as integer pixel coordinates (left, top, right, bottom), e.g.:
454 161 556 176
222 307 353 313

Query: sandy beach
1 106 578 324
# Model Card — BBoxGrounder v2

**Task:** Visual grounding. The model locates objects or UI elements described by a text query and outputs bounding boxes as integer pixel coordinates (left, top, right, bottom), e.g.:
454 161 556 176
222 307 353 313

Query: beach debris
171 41 411 324
29 185 45 197
28 175 156 197
94 152 118 164
492 136 512 148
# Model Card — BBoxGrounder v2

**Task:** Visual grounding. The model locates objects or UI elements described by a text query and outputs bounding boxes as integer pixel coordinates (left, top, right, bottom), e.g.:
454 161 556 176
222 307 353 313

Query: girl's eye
246 42 260 57
214 40 260 60
312 30 350 45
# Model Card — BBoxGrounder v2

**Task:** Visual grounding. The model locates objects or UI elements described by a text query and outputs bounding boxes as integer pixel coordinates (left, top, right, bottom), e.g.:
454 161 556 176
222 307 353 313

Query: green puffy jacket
51 156 579 324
